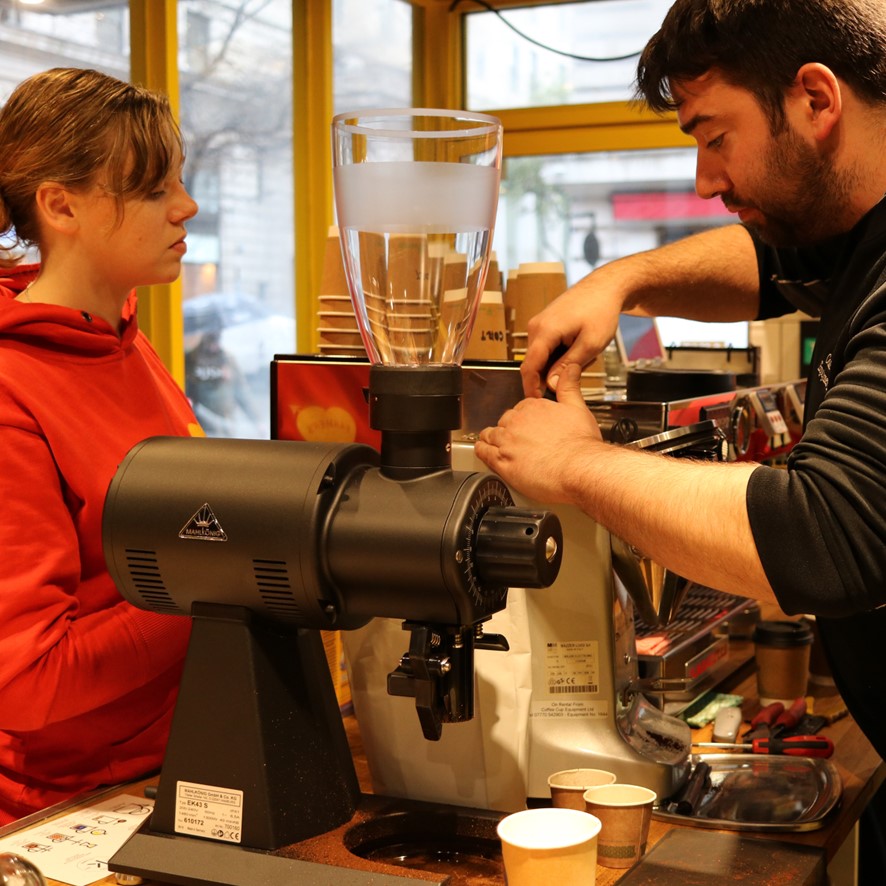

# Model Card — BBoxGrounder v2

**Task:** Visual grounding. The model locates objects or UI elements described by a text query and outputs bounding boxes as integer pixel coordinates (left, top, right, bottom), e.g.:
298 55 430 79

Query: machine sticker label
529 699 609 720
543 640 600 695
174 781 243 843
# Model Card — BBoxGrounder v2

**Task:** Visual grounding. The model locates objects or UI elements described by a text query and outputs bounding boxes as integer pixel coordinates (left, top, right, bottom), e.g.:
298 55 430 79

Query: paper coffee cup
497 808 601 886
753 620 813 705
583 783 656 870
547 768 617 811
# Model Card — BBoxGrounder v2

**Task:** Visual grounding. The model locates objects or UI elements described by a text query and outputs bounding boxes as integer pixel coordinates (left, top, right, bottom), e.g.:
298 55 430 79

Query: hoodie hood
0 263 139 357
0 262 38 297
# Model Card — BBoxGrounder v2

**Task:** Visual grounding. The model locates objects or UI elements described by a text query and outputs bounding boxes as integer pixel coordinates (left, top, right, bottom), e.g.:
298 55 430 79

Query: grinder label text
174 781 243 843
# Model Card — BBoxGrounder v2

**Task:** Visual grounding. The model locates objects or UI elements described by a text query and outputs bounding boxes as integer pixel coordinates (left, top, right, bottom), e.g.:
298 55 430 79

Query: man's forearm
593 224 762 322
521 224 762 397
565 441 778 605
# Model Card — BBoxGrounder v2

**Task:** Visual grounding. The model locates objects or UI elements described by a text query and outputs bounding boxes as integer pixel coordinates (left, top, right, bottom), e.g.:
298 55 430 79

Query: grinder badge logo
179 502 228 542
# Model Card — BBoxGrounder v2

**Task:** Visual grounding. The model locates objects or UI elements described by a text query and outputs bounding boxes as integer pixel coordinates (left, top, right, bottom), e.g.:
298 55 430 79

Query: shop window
178 0 295 439
0 1 129 109
463 0 673 111
333 0 412 113
497 149 749 348
0 2 130 259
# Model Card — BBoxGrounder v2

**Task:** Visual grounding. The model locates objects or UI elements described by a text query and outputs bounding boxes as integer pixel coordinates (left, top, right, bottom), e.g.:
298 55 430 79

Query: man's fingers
555 363 586 407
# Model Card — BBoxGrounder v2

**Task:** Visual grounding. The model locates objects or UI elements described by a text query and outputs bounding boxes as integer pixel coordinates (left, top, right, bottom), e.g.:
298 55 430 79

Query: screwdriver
694 735 834 758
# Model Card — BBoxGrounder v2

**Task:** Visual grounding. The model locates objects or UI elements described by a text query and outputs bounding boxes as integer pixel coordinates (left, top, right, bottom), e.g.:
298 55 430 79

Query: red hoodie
0 264 198 823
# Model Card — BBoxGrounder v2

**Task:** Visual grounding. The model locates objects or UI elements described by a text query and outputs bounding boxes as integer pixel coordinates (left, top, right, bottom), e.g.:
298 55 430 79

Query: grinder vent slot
123 548 181 613
253 559 302 619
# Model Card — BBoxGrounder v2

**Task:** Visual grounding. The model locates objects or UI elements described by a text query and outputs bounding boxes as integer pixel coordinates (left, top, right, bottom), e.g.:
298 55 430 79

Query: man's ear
788 62 842 140
34 182 79 234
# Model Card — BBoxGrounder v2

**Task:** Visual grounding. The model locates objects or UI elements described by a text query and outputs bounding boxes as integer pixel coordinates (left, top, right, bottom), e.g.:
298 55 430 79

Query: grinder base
110 794 506 886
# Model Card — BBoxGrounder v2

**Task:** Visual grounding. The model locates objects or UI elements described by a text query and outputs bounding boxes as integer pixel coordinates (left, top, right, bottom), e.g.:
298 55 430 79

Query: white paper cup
583 783 656 869
497 808 601 886
547 768 617 810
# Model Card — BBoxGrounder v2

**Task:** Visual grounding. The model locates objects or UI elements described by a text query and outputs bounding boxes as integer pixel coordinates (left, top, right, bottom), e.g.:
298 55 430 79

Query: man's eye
707 134 724 149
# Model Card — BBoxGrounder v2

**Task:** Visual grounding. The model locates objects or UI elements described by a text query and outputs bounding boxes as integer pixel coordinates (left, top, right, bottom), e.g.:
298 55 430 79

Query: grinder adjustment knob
474 507 562 589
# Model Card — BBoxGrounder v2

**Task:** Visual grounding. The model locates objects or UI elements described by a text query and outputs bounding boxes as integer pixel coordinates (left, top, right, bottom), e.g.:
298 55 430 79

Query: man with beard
476 0 886 876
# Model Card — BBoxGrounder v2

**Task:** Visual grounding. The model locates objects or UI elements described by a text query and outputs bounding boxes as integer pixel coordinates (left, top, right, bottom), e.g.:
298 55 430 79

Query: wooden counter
31 659 884 886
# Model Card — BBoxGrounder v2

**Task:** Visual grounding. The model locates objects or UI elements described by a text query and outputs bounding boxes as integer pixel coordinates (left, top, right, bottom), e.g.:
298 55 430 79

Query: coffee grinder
104 109 564 884
345 368 700 812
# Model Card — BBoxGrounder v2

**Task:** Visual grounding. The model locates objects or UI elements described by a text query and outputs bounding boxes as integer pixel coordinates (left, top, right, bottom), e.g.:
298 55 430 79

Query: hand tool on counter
693 735 834 758
770 696 808 737
743 700 784 740
663 761 712 815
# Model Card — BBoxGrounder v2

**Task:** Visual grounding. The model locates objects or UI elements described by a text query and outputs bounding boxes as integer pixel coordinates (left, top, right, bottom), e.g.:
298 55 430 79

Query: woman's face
75 165 199 294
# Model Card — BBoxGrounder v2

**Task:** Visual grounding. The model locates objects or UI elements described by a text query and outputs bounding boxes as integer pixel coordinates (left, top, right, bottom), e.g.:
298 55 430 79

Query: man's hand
475 363 601 504
520 285 622 399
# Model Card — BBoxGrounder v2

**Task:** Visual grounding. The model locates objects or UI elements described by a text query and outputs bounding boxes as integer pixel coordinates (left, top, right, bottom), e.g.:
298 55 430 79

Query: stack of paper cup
486 251 502 294
508 261 568 359
503 268 520 354
317 226 364 358
464 290 508 361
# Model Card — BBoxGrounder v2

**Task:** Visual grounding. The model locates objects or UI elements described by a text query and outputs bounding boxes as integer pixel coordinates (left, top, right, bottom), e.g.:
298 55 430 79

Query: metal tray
653 753 842 832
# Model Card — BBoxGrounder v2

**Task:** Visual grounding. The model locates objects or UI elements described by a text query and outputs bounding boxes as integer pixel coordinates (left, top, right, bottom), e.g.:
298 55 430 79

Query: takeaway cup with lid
753 620 813 706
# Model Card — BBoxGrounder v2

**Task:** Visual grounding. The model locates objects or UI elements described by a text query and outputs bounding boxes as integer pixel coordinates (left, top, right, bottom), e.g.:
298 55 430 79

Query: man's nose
695 153 731 201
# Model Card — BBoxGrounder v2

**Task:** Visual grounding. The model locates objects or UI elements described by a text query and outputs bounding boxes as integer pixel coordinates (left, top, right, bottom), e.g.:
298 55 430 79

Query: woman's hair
636 0 886 132
0 67 184 260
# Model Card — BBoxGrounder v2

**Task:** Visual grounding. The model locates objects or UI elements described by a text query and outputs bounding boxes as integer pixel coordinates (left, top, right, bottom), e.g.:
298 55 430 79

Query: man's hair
636 0 886 131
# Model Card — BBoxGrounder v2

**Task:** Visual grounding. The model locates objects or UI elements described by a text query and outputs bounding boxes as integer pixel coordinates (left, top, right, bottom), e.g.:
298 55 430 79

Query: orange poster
273 356 381 448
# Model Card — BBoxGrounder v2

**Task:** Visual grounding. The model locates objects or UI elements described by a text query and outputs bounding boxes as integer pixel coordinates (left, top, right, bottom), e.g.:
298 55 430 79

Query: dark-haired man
476 0 886 866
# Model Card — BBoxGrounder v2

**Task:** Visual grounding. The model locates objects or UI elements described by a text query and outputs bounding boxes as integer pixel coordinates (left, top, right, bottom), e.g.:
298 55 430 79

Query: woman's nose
174 186 199 222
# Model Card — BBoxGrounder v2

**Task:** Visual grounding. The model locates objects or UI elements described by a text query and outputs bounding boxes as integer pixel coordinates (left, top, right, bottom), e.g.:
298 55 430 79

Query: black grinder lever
387 622 509 741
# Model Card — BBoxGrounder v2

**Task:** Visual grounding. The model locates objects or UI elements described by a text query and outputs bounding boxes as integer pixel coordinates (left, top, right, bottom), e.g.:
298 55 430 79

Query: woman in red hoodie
0 67 200 824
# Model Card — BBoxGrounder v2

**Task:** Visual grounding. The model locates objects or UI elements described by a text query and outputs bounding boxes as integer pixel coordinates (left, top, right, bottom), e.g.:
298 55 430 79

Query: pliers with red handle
744 697 807 741
744 701 784 741
771 697 808 737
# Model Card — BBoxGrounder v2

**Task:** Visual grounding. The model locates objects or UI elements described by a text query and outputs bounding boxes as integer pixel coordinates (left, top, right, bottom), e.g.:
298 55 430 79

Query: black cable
448 0 643 63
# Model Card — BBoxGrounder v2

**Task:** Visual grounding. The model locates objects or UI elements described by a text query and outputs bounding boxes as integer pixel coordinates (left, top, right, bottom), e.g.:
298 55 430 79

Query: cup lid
753 620 813 647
